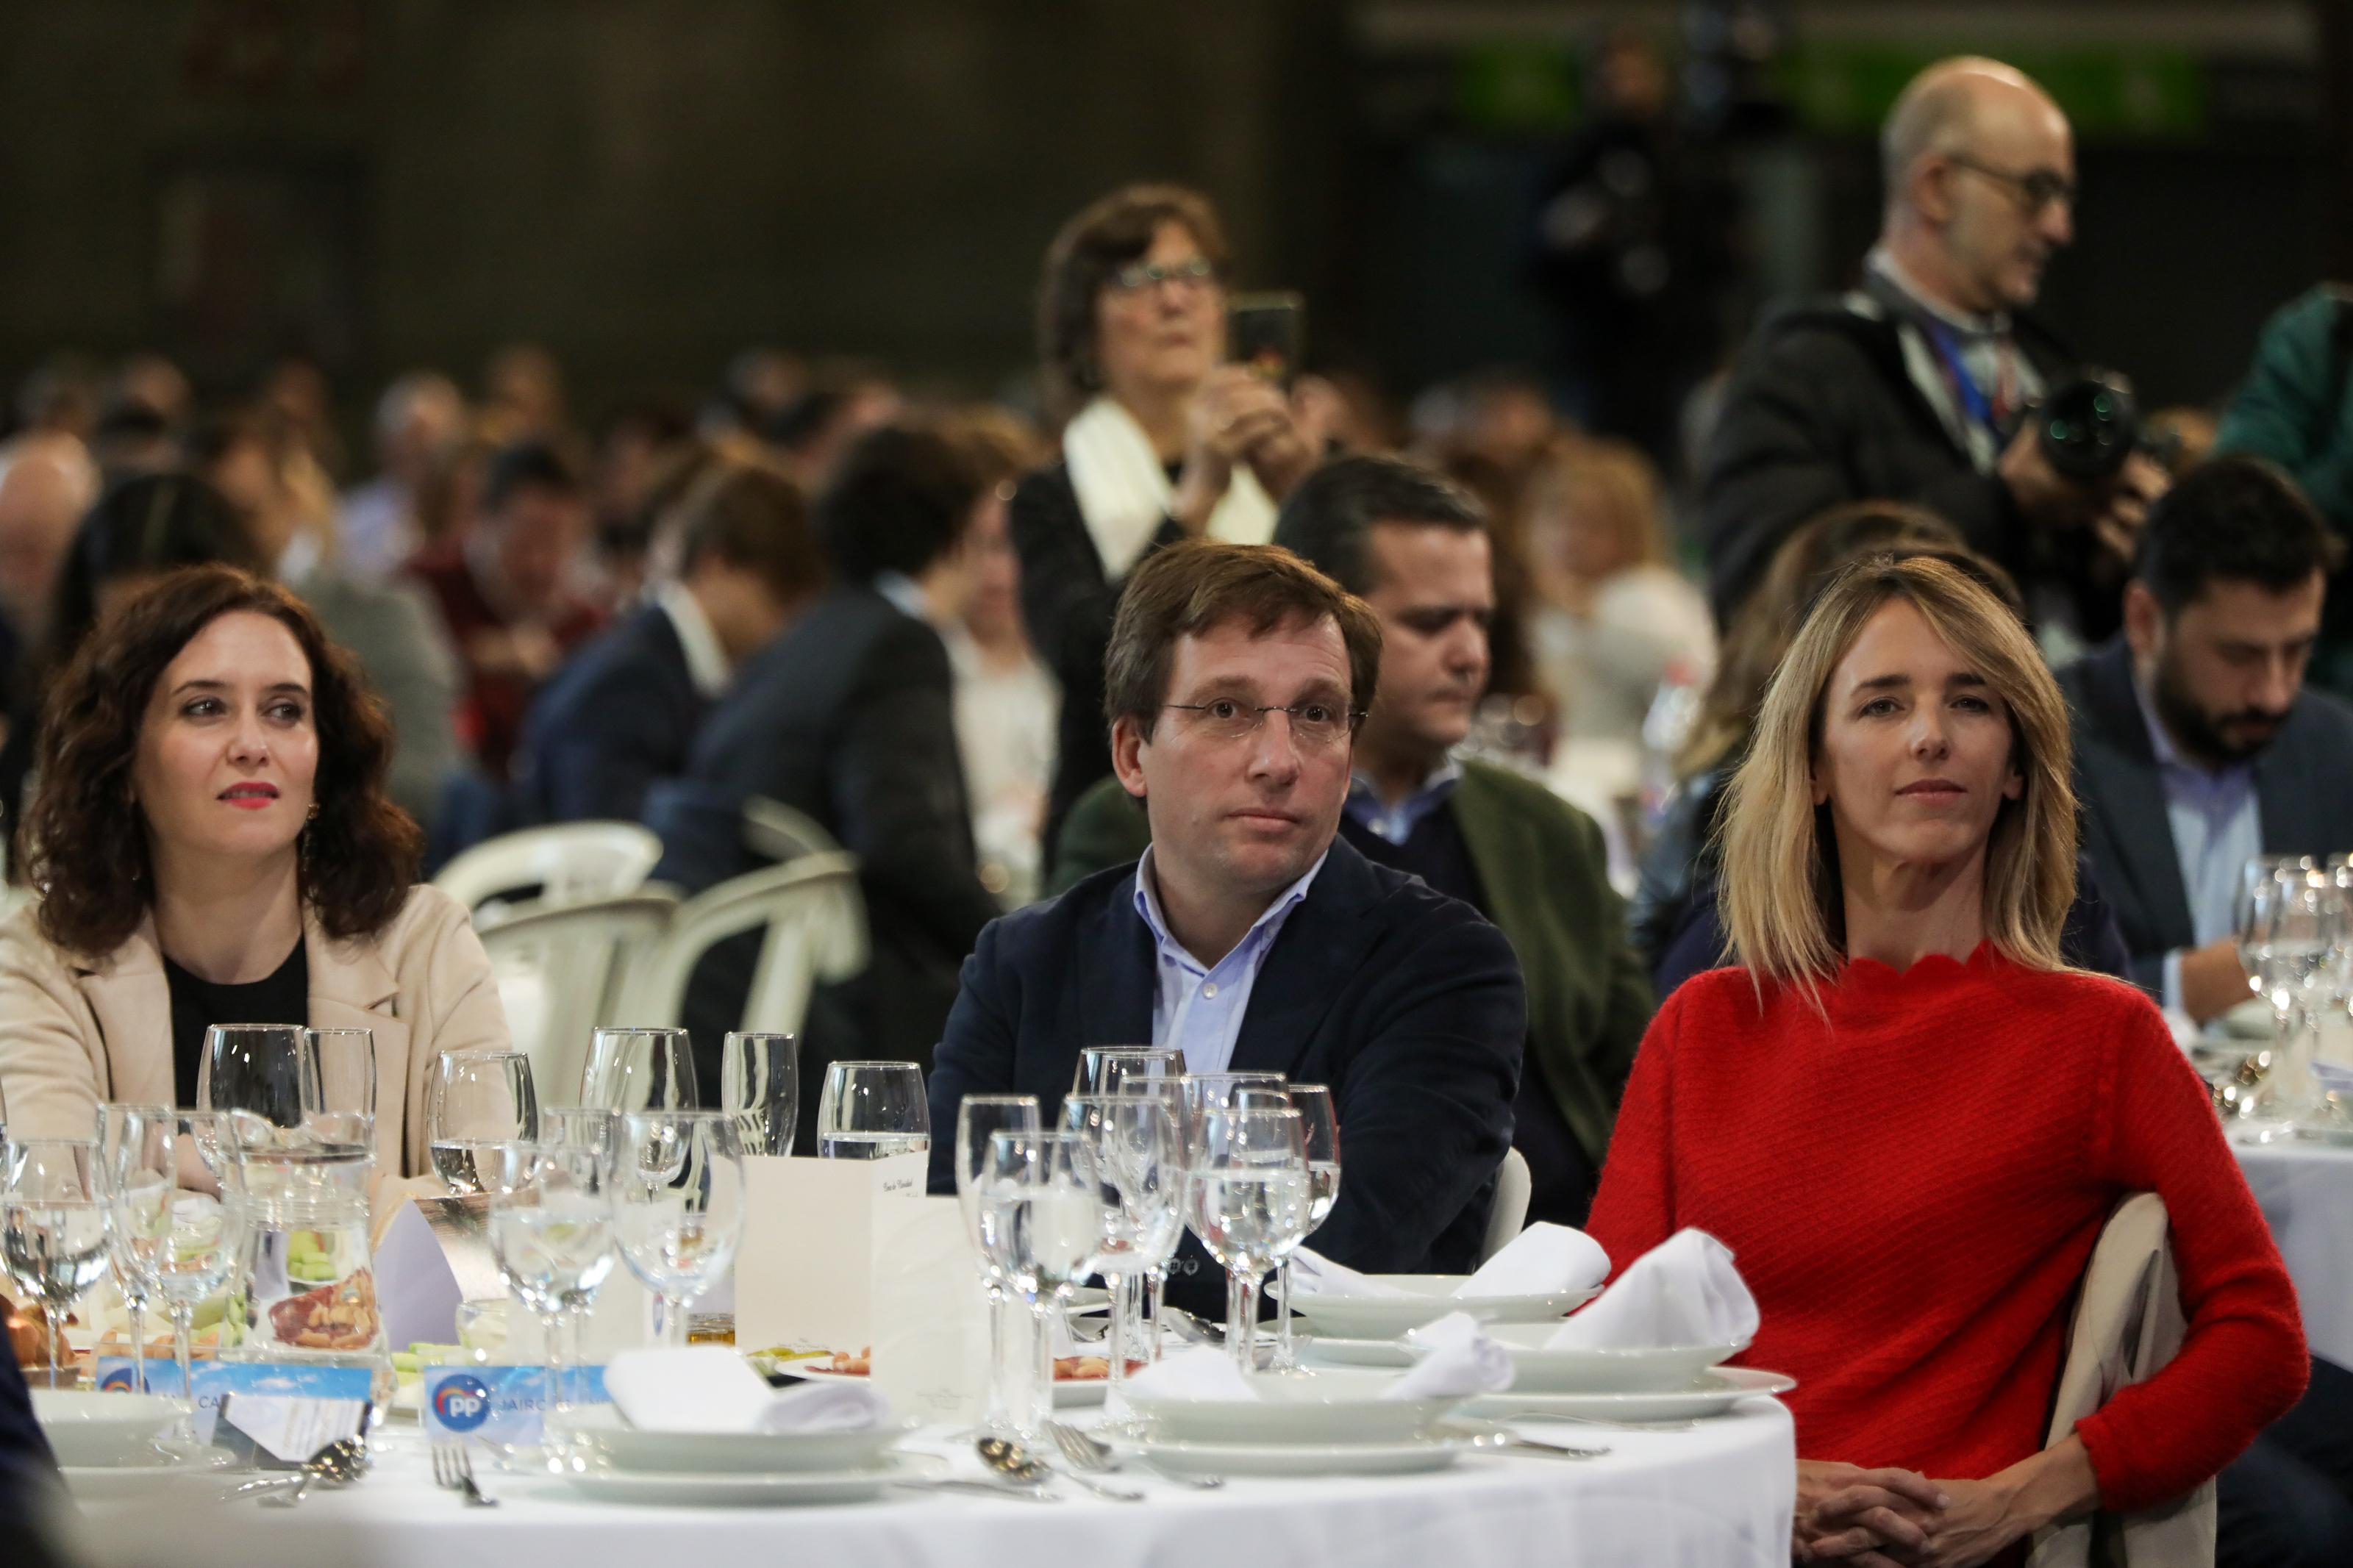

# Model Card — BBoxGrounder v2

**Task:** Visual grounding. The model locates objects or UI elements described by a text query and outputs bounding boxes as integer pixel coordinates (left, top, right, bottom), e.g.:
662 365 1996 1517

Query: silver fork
431 1441 499 1507
1049 1421 1225 1490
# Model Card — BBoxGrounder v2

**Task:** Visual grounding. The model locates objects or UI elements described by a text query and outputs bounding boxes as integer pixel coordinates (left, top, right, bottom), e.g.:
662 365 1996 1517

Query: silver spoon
224 1436 370 1506
976 1435 1143 1502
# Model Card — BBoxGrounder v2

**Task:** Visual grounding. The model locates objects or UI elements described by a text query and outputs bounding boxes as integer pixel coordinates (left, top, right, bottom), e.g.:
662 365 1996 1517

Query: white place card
734 1153 927 1354
871 1195 990 1424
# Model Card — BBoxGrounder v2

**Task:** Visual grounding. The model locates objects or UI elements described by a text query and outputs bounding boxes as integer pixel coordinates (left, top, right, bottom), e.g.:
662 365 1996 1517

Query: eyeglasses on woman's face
1107 257 1218 296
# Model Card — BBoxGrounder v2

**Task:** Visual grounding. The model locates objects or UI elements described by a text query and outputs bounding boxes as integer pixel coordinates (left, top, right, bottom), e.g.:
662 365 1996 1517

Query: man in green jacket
2216 283 2353 695
1051 454 1654 1224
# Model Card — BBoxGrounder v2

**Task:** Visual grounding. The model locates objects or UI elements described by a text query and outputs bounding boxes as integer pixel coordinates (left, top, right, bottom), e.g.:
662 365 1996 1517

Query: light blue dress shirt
1132 845 1327 1073
2134 680 2263 1012
1344 756 1464 845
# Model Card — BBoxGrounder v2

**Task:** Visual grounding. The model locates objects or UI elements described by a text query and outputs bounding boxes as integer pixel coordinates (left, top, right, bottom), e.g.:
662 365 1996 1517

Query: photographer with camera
1700 57 2167 651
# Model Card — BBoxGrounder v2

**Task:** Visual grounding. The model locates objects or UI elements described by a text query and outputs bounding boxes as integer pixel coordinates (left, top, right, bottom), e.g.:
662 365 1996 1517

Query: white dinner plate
566 1404 919 1474
559 1452 946 1506
1118 1426 1484 1478
1294 1335 1415 1370
32 1391 193 1468
1289 1276 1596 1341
1457 1325 1749 1392
785 1363 1109 1408
1468 1367 1796 1422
1124 1367 1464 1445
58 1447 238 1500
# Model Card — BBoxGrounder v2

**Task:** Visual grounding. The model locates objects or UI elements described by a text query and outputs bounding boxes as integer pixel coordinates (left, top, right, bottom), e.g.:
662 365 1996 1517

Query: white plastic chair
740 796 841 864
617 852 868 1038
1479 1147 1534 1263
432 822 665 924
472 889 682 1103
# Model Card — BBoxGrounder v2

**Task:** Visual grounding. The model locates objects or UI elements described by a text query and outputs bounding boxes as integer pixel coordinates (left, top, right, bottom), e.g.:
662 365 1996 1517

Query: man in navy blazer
926 539 1526 1306
513 462 821 824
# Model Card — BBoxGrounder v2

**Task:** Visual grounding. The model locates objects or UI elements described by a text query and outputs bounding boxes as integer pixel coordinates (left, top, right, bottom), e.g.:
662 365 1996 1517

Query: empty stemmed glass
1177 1072 1287 1151
427 1049 540 1195
111 1113 251 1408
1073 1046 1182 1096
1240 1084 1340 1370
581 1026 698 1115
956 1094 1041 1437
1062 1093 1181 1422
614 1111 746 1346
96 1103 172 1386
197 1024 309 1128
975 1131 1103 1441
721 1032 799 1156
1116 1075 1190 1360
1188 1106 1308 1376
304 1028 378 1129
1 1138 110 1389
531 1109 616 1363
815 1062 930 1159
488 1139 618 1470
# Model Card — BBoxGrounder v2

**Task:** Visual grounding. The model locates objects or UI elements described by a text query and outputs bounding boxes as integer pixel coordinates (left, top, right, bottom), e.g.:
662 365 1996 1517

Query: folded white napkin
1121 1346 1257 1401
1391 1312 1514 1400
1457 1222 1611 1297
1285 1248 1413 1299
607 1346 893 1433
1544 1229 1759 1350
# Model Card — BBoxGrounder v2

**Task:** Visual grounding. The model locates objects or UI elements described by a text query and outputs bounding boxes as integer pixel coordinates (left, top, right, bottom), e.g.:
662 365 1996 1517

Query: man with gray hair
1701 57 2165 650
339 370 465 579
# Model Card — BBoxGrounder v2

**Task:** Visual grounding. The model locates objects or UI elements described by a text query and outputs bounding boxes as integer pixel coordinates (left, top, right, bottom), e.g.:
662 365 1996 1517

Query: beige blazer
2027 1193 2217 1568
0 884 508 1180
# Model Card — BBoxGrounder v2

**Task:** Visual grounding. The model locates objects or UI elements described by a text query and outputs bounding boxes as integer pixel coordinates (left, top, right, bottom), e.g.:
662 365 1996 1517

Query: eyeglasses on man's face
1161 698 1364 749
1108 257 1219 295
1945 154 2077 217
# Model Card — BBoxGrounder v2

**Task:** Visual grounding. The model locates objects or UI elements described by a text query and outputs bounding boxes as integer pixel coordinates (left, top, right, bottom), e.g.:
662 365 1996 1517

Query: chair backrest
432 822 665 920
474 889 682 1104
1479 1146 1533 1263
615 852 868 1037
739 796 842 864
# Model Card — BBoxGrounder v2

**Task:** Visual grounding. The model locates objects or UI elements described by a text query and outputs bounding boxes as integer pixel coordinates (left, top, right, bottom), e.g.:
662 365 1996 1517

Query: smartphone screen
1228 292 1304 390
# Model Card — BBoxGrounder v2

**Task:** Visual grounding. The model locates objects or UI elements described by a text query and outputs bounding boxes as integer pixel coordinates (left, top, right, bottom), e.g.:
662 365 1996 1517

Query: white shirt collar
1867 246 2009 337
871 570 929 623
654 580 732 700
1132 844 1327 973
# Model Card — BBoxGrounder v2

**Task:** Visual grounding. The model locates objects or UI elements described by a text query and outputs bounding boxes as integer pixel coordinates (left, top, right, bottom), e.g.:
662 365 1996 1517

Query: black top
164 940 308 1109
1340 806 1598 1227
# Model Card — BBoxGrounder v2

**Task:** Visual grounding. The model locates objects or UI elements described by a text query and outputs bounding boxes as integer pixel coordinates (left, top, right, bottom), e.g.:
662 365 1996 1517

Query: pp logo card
420 1364 610 1447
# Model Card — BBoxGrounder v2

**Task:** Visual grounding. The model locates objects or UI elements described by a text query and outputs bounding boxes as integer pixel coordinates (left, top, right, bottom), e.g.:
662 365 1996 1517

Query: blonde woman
1523 436 1714 741
1586 554 2302 1566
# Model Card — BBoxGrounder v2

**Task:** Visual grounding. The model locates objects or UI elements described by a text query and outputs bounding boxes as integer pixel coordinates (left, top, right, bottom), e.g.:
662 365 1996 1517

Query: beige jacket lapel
75 915 173 1108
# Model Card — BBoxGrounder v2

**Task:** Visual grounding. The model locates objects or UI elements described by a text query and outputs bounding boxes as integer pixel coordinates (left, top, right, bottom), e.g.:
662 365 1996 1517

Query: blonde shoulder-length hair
1718 552 2077 994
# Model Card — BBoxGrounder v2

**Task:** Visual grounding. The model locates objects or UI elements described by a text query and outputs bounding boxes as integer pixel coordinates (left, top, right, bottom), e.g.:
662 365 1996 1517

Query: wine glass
580 1026 698 1115
1188 1106 1307 1375
721 1032 799 1156
1239 1084 1340 1370
2240 859 2349 1118
815 1062 929 1159
1072 1046 1181 1096
1061 1093 1179 1422
1177 1072 1286 1157
529 1109 615 1361
96 1103 171 1388
427 1050 541 1194
976 1131 1102 1439
488 1139 617 1469
615 1111 746 1346
304 1027 378 1125
197 1024 308 1128
1115 1074 1190 1359
1 1138 110 1388
113 1114 251 1408
954 1094 1040 1437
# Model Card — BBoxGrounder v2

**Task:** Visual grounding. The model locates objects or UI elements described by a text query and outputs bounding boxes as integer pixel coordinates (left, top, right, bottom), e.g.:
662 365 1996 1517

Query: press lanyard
1921 319 2012 440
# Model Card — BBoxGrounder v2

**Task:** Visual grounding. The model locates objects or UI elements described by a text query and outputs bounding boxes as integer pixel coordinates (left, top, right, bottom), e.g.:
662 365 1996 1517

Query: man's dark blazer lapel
2073 642 2193 948
2254 710 2348 861
1228 840 1384 1078
1074 867 1157 1053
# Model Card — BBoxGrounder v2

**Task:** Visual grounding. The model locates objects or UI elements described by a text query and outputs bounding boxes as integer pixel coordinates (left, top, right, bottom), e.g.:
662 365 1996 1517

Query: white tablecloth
71 1403 1796 1568
2235 1134 2353 1369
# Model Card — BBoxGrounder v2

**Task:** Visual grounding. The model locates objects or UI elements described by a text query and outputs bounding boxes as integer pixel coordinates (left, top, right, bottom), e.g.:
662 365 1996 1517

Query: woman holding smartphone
1012 184 1321 868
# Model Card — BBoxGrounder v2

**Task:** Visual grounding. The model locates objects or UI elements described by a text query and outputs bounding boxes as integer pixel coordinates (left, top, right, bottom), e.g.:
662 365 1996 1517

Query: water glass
1239 1084 1340 1370
615 1111 746 1345
198 1024 309 1128
954 1095 1040 1436
815 1062 929 1159
1062 1093 1180 1422
304 1028 379 1123
581 1026 698 1114
488 1140 618 1469
1177 1072 1286 1158
2240 858 2352 1118
113 1113 251 1407
1073 1046 1182 1096
721 1032 799 1156
1188 1106 1307 1375
96 1103 171 1386
428 1050 541 1194
976 1131 1103 1439
1 1138 110 1388
1115 1074 1190 1359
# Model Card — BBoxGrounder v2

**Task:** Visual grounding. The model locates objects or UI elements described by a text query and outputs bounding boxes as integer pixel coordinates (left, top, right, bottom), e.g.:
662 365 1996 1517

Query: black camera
2033 370 2176 482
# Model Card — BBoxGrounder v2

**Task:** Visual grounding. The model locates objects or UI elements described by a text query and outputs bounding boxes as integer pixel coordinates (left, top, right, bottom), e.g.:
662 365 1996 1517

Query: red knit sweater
1588 947 2306 1512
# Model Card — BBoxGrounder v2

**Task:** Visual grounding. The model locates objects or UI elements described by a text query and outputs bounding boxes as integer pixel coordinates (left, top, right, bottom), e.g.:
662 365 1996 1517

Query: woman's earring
306 802 320 822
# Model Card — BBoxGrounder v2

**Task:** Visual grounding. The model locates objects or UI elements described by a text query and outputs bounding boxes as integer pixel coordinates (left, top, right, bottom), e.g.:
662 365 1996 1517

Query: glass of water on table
815 1062 930 1159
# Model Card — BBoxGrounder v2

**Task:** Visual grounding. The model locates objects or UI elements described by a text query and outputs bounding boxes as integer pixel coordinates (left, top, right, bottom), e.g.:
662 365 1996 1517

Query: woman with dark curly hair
0 564 507 1179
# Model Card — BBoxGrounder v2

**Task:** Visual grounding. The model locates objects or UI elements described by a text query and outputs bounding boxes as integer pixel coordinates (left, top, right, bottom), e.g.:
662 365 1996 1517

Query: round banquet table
2232 1131 2353 1368
68 1403 1796 1568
